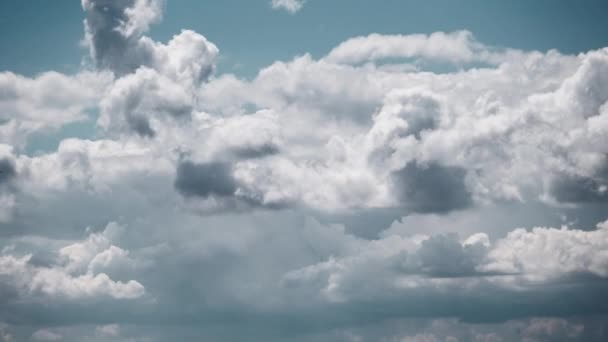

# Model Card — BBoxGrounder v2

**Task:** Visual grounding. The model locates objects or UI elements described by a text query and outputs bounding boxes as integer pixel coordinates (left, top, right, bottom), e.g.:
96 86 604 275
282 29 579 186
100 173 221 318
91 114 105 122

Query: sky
2 0 608 77
1 0 608 341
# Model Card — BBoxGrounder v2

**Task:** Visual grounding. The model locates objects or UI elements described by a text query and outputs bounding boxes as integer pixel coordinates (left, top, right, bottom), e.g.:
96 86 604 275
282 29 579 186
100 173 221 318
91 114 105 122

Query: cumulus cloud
283 219 608 304
194 46 598 211
0 71 112 147
0 223 144 300
81 0 163 74
16 137 171 194
482 220 608 278
98 66 193 137
2 0 608 340
82 0 217 78
270 0 305 14
324 31 517 65
8 2 608 215
82 0 217 136
95 31 217 135
205 109 282 160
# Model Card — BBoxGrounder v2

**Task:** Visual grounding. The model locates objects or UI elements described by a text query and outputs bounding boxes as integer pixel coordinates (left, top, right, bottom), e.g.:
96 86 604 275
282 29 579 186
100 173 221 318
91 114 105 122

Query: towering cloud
82 0 163 74
0 0 607 340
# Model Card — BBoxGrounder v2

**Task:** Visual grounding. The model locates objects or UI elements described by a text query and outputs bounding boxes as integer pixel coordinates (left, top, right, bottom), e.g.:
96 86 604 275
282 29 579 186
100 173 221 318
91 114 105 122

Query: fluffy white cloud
0 255 144 300
16 137 172 194
59 222 136 275
0 223 144 300
196 45 608 210
324 31 517 65
283 219 608 303
0 71 112 147
270 0 305 14
98 67 193 137
0 0 589 216
482 220 608 278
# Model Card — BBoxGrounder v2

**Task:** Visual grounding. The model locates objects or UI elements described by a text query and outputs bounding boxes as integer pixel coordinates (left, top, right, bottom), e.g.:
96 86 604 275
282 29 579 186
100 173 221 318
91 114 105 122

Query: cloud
6 11 608 215
316 317 595 342
270 0 305 14
283 219 608 306
324 31 517 65
204 109 282 160
2 211 608 339
98 67 192 137
0 324 13 342
94 29 218 136
0 71 111 147
523 318 585 341
82 0 218 79
0 222 144 300
481 219 608 278
392 162 472 213
366 88 444 164
174 160 237 198
81 0 163 74
0 149 17 223
173 158 288 210
0 158 16 185
549 162 608 204
193 45 608 211
95 324 120 337
31 329 62 341
2 1 608 340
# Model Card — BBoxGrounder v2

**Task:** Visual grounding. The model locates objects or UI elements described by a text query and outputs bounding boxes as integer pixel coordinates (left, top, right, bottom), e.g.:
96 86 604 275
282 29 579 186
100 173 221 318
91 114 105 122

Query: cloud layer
0 0 607 340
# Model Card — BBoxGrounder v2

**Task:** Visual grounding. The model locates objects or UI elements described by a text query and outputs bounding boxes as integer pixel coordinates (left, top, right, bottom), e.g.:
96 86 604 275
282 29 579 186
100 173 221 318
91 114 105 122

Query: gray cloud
82 0 161 75
550 160 608 204
0 158 16 185
550 175 608 203
174 160 237 198
173 159 289 210
414 233 484 277
392 161 472 214
125 115 155 138
230 143 280 160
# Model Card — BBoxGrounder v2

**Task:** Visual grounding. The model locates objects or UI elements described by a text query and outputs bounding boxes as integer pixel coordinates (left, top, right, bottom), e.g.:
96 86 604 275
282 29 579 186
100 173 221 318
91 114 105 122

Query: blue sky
1 1 608 341
2 0 608 78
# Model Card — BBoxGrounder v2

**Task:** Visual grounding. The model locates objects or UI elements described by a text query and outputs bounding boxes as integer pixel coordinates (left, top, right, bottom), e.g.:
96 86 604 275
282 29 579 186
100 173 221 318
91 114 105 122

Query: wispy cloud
270 0 305 14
